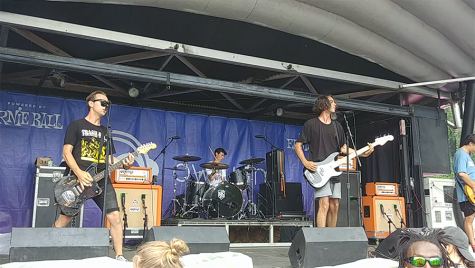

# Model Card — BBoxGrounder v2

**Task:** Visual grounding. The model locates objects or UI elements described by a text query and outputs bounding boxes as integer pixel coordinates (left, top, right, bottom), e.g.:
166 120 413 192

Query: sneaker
115 255 128 262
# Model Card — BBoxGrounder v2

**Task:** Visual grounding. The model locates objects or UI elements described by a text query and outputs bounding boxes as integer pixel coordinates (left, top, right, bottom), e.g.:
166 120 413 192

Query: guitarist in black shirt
53 91 135 262
295 95 374 228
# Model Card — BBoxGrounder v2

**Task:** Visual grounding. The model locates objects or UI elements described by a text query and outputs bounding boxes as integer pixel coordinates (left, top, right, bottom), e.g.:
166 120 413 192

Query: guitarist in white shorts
295 95 373 227
453 134 475 251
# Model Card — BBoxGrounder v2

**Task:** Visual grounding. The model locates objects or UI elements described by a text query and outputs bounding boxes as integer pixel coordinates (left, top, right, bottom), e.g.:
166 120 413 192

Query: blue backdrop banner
0 91 314 232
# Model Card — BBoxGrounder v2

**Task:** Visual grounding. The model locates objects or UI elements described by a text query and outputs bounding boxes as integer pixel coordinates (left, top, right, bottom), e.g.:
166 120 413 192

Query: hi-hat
165 167 186 171
239 158 265 165
199 162 230 170
172 155 201 162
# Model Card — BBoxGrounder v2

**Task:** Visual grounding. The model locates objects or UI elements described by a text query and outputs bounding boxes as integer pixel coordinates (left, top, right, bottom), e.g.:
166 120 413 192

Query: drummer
205 148 228 187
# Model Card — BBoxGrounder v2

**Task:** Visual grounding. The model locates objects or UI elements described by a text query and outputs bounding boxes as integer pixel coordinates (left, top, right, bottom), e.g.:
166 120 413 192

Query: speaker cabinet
9 228 109 262
266 150 285 182
259 182 303 216
362 195 406 238
288 227 368 268
144 226 230 254
314 171 362 227
105 184 162 238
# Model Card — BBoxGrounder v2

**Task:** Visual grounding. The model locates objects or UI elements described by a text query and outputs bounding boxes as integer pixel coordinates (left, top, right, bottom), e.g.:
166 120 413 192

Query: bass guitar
464 185 475 204
54 142 157 216
304 135 394 189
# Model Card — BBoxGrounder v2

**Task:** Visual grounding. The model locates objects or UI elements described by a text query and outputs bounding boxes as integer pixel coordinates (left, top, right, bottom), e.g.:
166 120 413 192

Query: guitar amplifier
105 184 162 238
33 167 83 227
111 167 152 184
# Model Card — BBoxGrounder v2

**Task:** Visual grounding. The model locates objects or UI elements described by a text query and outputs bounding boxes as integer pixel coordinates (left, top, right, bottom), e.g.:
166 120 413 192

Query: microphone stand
153 138 177 215
262 137 279 219
342 114 361 227
102 103 113 227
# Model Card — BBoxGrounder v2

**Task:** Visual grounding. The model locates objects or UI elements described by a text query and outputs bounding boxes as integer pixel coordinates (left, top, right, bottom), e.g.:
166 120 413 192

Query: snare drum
202 182 243 218
228 170 247 190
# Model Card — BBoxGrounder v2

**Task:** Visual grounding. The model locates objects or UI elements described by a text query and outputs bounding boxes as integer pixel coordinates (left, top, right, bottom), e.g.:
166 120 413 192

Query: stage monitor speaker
266 149 285 182
259 182 303 216
374 228 423 259
288 227 368 268
9 228 109 262
314 171 362 227
144 226 229 254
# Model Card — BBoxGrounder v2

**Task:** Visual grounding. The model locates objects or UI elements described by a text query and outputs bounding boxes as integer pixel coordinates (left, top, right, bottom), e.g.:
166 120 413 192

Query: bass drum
202 182 243 218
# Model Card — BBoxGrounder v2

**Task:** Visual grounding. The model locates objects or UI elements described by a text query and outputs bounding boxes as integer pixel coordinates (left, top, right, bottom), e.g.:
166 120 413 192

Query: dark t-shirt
63 118 116 184
297 118 346 162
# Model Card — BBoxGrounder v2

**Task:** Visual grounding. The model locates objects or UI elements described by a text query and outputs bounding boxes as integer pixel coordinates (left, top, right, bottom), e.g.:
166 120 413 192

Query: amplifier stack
109 167 162 237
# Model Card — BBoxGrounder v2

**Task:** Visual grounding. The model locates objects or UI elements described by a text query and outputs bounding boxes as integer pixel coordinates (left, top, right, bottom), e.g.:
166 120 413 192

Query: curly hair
312 95 336 115
398 228 451 268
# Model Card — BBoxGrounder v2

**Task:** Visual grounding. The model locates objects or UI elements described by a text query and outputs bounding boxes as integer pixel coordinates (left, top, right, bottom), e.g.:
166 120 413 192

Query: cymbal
199 162 230 170
165 167 186 171
239 158 265 165
172 155 202 162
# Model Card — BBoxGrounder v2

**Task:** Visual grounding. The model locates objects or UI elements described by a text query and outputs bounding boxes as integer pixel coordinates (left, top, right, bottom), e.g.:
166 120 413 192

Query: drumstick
208 146 218 162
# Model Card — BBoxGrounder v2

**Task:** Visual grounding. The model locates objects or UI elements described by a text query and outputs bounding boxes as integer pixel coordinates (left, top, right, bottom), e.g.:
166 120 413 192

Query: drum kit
167 154 266 219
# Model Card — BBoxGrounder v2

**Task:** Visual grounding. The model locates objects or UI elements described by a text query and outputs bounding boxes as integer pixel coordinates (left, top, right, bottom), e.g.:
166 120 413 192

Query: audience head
398 228 450 268
133 238 189 268
442 226 475 268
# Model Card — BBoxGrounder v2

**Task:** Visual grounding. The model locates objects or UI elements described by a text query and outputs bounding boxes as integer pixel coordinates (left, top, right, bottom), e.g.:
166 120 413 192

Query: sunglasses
405 257 442 267
92 99 110 108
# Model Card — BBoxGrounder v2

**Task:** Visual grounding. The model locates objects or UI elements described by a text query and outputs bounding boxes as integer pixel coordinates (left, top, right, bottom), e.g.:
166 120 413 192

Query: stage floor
0 247 292 268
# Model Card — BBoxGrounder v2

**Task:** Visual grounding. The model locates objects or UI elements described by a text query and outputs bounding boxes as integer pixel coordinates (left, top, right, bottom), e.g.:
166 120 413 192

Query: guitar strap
455 178 468 200
279 150 286 198
332 120 340 147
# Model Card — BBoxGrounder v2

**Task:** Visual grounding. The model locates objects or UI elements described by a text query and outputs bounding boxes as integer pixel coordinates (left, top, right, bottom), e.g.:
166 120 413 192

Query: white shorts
313 180 341 199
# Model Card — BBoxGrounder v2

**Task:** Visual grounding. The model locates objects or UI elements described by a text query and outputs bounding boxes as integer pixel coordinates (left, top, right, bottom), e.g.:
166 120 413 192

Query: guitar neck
93 151 140 183
330 144 374 169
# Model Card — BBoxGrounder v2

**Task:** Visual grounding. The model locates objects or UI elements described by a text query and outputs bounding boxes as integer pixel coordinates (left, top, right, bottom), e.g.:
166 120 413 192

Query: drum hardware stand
170 170 182 216
242 165 265 219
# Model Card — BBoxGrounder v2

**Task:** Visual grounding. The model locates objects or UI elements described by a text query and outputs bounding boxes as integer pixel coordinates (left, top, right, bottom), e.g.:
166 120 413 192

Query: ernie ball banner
111 167 152 184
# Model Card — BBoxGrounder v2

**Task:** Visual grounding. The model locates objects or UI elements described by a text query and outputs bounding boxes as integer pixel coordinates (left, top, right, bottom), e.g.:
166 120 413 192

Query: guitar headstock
374 135 394 146
137 142 157 155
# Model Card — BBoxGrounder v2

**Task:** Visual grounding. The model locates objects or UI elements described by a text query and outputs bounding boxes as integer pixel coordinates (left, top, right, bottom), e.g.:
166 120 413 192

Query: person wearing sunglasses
52 90 135 262
398 228 450 268
442 226 475 268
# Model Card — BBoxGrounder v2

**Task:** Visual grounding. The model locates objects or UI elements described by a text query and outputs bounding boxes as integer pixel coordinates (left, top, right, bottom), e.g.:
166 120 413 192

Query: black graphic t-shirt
297 118 346 162
63 118 116 182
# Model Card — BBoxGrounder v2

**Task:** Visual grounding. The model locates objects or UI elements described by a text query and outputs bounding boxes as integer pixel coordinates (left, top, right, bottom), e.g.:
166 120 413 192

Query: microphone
335 111 353 115
169 136 181 140
255 135 268 139
393 204 398 212
380 204 385 215
121 193 125 207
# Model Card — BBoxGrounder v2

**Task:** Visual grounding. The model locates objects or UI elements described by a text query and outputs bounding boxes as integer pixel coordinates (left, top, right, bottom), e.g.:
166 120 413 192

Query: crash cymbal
199 162 230 170
165 167 186 171
172 155 202 162
239 158 265 165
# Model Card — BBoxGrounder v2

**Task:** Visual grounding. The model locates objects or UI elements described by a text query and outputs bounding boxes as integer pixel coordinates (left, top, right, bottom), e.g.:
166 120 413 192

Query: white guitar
304 135 394 189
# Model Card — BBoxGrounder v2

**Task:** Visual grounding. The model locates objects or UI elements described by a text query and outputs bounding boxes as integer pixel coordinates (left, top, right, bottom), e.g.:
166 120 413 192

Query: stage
163 218 314 247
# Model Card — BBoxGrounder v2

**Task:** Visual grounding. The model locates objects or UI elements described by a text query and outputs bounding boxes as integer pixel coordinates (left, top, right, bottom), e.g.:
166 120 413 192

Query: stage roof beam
0 46 413 116
0 11 449 99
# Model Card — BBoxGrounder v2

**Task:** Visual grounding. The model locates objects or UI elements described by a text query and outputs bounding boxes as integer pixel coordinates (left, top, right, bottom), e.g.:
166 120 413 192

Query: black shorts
460 201 475 217
60 181 119 216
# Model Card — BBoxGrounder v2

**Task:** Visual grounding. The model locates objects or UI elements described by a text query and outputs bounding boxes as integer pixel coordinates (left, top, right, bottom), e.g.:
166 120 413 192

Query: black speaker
374 228 423 259
266 149 285 182
9 228 109 262
289 227 368 268
144 226 229 254
314 171 362 227
259 182 303 216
